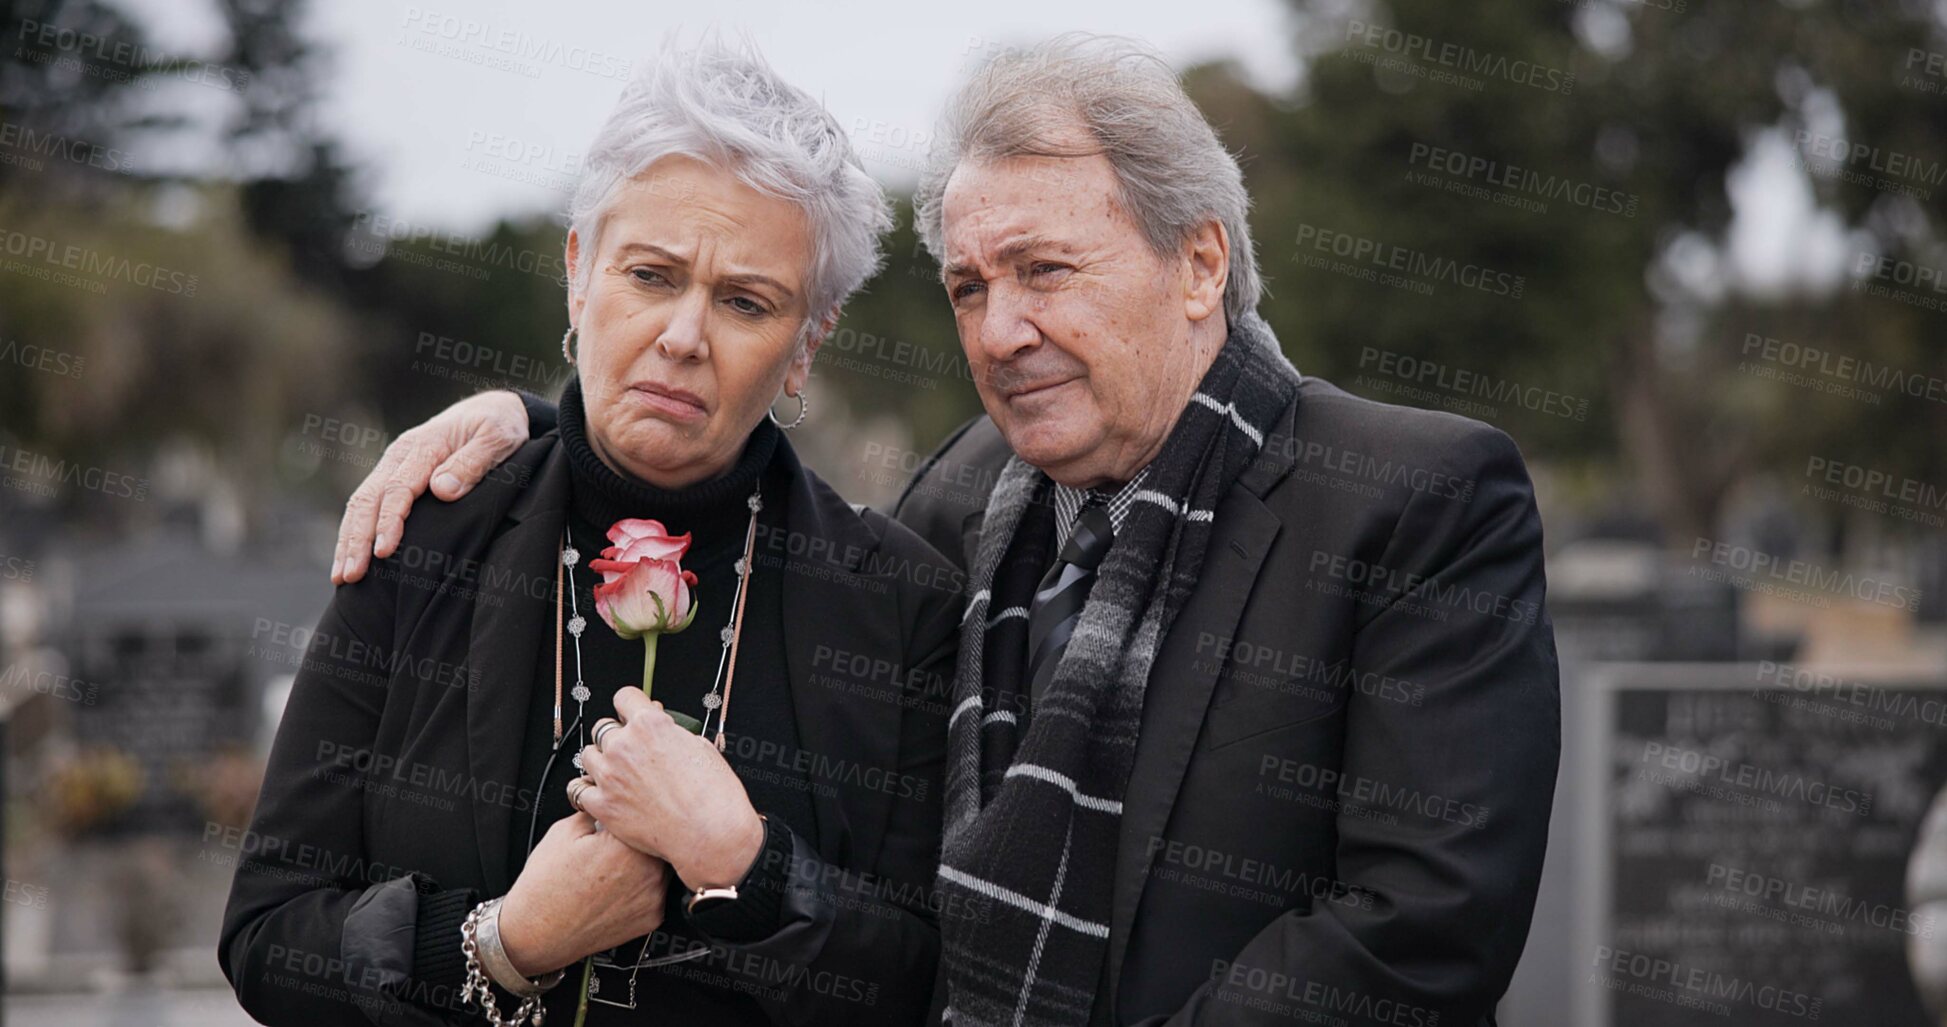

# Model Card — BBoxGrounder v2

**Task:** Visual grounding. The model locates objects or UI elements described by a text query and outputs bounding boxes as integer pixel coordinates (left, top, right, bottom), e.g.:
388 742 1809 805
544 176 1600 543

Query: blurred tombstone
1547 541 1748 664
1567 663 1947 1027
61 535 328 835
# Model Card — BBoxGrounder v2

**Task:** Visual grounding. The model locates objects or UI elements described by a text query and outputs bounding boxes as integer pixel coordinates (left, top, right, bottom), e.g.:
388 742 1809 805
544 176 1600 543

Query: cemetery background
4 0 1947 1024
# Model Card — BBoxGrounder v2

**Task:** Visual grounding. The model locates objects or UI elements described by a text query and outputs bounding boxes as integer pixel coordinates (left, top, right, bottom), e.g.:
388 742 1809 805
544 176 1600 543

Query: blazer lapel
466 445 570 895
776 449 907 865
1102 392 1302 1013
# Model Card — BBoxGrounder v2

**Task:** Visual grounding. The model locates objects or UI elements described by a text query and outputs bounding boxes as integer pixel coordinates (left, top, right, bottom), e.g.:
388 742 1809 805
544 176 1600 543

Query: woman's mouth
627 381 709 422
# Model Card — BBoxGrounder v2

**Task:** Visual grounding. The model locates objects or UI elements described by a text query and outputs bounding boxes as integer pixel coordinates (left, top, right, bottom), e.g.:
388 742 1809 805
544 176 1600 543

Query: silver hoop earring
768 389 807 430
561 326 577 365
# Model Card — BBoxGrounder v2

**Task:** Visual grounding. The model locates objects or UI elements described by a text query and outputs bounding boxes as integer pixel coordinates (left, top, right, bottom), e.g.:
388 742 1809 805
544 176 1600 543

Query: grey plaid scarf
938 314 1301 1026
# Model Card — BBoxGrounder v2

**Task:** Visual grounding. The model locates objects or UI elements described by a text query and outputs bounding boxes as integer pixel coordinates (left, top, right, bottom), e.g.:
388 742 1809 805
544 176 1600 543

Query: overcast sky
117 0 1849 295
126 0 1297 231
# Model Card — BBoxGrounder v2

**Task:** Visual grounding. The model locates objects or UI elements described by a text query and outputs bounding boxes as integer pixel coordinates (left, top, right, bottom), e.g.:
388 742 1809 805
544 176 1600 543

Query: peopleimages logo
1344 21 1575 94
1295 224 1525 298
0 228 198 295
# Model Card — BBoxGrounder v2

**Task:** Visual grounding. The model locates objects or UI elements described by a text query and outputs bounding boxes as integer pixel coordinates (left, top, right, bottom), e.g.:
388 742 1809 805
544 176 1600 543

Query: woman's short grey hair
568 37 892 338
914 33 1262 323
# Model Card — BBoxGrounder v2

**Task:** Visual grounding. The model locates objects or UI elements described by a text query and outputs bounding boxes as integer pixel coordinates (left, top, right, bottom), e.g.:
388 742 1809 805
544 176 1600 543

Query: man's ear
565 229 587 327
786 308 840 394
1184 220 1229 323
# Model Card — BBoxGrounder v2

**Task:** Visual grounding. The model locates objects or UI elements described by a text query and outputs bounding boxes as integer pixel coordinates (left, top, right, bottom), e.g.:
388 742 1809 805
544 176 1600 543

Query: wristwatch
684 814 767 915
685 884 741 916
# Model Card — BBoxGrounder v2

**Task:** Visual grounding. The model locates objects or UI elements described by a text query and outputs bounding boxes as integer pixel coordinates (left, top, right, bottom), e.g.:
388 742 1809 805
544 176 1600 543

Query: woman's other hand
578 688 767 892
496 812 669 977
332 389 530 585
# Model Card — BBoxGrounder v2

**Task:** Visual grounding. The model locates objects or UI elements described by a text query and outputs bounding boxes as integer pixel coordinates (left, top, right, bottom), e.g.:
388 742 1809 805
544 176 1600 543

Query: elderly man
335 35 1558 1027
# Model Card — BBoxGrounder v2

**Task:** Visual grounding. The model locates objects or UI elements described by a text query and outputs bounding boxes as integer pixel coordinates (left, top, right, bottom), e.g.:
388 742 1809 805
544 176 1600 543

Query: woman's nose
655 288 711 361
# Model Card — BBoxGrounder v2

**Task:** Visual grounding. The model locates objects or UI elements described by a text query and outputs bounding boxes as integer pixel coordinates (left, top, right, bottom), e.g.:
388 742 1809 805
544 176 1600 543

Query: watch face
686 887 739 916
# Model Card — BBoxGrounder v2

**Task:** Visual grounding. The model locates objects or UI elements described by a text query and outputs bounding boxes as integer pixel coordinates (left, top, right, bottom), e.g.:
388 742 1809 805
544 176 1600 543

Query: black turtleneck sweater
414 379 817 1025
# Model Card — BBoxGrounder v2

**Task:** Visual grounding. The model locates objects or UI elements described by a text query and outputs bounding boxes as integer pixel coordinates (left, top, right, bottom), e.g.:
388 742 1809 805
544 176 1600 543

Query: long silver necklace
552 486 765 1009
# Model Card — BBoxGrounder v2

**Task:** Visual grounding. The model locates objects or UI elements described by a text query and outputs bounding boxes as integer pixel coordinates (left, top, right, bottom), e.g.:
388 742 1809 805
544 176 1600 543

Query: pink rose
589 519 699 639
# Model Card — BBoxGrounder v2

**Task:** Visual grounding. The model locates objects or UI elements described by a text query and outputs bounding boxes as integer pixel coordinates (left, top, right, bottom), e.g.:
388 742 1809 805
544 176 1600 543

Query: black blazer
221 434 962 1026
893 377 1560 1027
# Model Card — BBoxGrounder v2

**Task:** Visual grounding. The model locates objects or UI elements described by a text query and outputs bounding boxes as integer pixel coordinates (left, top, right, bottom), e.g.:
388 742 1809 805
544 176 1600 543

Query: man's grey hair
913 33 1262 323
568 36 892 338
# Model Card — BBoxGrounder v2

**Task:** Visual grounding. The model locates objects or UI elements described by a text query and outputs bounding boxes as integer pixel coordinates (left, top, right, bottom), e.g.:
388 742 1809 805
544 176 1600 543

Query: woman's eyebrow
613 241 795 298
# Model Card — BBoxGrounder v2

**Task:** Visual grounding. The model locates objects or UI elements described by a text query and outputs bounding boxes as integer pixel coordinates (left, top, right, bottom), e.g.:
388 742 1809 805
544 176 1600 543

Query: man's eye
951 282 984 303
630 267 671 286
727 296 768 316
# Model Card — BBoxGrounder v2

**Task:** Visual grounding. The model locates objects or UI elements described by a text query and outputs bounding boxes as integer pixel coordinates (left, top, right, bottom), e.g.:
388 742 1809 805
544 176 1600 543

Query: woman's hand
577 687 767 892
496 812 668 977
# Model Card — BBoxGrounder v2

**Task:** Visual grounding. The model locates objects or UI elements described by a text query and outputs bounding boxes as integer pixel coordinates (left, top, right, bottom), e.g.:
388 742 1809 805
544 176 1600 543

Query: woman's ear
785 309 840 395
565 229 587 327
1183 220 1229 324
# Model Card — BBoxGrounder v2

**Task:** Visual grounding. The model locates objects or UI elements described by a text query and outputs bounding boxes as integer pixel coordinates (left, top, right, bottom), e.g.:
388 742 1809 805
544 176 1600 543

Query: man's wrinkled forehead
940 154 1122 272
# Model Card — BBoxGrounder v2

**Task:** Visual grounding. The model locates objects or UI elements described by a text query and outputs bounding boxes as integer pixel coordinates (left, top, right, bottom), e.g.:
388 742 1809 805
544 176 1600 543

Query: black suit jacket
893 377 1560 1027
221 434 962 1026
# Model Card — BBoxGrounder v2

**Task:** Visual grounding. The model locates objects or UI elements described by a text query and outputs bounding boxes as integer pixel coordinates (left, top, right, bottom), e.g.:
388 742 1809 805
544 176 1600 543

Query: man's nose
656 288 710 361
973 283 1041 365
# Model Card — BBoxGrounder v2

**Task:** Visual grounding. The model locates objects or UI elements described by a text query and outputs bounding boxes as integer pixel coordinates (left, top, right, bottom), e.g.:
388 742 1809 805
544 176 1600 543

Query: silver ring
566 776 593 812
592 718 622 751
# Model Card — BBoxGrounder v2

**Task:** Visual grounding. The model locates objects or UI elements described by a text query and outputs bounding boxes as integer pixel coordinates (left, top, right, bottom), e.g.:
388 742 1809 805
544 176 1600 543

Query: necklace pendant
571 683 591 703
567 615 586 637
572 751 585 772
561 546 579 567
702 692 722 710
747 493 763 513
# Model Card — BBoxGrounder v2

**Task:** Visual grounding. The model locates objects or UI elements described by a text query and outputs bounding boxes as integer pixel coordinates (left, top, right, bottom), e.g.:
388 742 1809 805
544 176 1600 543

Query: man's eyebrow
941 236 1061 281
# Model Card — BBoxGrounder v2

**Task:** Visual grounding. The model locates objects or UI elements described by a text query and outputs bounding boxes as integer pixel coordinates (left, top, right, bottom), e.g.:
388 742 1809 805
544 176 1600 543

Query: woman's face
567 155 819 489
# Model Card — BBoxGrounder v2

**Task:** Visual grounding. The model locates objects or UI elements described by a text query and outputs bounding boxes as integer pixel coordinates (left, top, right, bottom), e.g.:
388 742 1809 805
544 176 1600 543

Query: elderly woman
220 41 958 1027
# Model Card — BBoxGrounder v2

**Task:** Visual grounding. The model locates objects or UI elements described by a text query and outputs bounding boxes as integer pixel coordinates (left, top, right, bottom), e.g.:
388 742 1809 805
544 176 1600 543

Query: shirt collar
1052 466 1150 553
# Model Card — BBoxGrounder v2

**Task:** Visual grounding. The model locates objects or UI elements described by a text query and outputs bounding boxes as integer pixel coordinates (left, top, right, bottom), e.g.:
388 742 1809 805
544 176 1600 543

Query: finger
577 781 609 821
430 432 514 501
372 433 449 559
334 465 392 585
548 809 598 840
612 686 655 723
580 745 609 781
568 775 602 813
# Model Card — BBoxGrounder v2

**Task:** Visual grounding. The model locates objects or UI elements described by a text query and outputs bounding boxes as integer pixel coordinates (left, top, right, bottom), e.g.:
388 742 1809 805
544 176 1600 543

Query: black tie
1025 502 1116 709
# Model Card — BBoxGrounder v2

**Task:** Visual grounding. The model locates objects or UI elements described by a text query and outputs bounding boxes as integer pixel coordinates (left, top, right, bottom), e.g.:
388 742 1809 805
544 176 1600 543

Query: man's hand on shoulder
331 390 531 585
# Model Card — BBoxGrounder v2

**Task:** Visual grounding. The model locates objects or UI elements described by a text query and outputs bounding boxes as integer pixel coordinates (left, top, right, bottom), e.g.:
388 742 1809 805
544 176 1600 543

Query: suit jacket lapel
466 444 570 895
1102 392 1302 1013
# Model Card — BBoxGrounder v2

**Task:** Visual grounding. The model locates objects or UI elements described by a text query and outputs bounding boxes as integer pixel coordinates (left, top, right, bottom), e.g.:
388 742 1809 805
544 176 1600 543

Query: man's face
941 149 1219 488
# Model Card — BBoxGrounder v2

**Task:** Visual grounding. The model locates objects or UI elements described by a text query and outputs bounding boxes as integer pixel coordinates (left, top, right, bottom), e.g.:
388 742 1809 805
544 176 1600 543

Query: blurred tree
1195 0 1947 543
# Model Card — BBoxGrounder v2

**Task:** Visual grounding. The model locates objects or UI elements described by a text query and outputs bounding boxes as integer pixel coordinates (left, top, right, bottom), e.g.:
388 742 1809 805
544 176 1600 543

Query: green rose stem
571 956 594 1027
642 630 658 703
642 595 703 734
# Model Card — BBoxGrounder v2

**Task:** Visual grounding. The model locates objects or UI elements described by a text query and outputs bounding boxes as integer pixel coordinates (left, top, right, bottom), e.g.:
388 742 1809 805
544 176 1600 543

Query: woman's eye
727 296 768 316
951 282 984 303
1029 262 1066 278
630 267 670 286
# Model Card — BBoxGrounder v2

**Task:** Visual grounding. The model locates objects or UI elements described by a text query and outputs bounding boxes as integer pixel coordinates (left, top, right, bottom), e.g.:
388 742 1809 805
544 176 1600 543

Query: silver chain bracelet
460 898 557 1026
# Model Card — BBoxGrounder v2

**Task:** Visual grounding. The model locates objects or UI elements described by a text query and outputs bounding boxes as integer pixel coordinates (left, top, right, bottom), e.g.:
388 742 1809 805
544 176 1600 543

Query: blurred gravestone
1548 541 1745 664
1569 664 1947 1027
